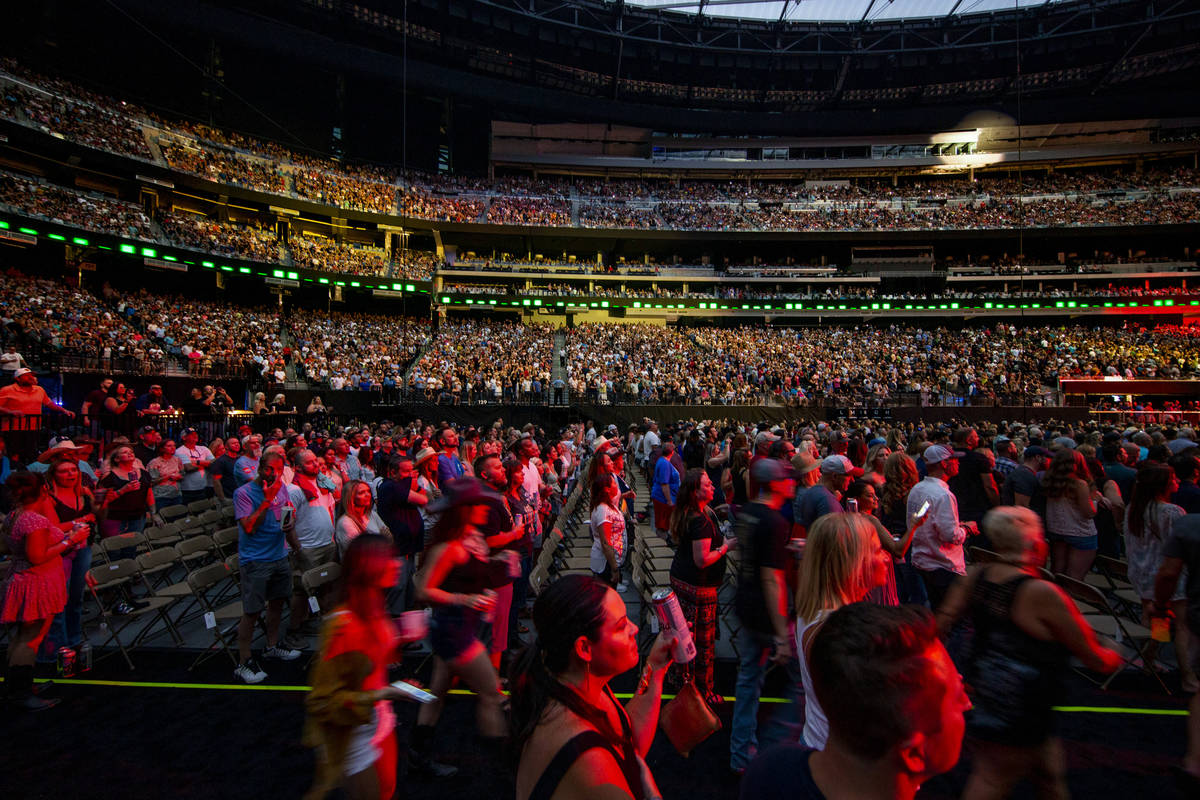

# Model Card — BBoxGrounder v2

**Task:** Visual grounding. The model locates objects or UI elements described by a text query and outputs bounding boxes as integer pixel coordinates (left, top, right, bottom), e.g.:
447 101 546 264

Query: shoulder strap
527 731 616 800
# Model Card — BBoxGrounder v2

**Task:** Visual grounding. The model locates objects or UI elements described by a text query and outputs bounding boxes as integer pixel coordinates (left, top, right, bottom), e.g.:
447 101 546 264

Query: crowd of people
290 235 390 277
286 310 432 392
5 408 1200 798
406 320 555 404
0 170 156 241
159 210 281 263
6 62 1200 238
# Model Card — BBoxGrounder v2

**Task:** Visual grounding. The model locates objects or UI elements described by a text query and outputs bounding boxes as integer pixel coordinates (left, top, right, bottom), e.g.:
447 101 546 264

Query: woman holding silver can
667 468 732 705
512 574 675 800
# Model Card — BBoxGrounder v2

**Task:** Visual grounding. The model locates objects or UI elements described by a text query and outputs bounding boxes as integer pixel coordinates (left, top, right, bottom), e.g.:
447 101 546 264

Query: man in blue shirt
232 451 300 683
435 427 464 486
651 440 681 534
793 455 861 535
234 434 263 487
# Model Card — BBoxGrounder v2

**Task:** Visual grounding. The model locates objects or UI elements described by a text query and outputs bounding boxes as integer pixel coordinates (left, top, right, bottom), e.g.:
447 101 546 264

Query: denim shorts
1048 532 1098 551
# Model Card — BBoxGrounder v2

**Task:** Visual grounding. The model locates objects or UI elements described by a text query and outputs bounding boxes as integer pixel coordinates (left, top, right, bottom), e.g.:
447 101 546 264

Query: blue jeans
729 626 804 771
42 545 93 655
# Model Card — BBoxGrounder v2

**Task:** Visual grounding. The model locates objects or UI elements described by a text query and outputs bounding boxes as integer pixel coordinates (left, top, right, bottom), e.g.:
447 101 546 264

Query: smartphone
914 500 931 519
390 680 437 704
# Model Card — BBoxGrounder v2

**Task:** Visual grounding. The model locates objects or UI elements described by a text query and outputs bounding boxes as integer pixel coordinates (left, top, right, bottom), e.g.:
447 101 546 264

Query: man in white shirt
640 421 661 478
176 427 215 505
283 447 337 646
0 345 26 378
906 444 979 609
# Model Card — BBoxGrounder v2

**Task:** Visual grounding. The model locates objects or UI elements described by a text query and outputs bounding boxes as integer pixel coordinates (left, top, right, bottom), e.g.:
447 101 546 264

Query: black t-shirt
949 449 993 522
377 476 422 555
670 510 726 588
210 453 240 497
83 389 107 416
682 440 706 471
734 501 790 635
740 746 826 800
100 468 151 521
1001 464 1045 520
133 443 157 466
1163 515 1200 635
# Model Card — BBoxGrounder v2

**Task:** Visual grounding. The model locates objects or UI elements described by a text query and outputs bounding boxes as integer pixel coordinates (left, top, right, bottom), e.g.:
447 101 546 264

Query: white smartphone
390 680 437 704
914 500 931 519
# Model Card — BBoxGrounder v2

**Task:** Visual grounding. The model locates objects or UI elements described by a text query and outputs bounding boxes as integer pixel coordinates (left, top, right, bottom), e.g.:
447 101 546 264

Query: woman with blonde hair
251 392 268 415
862 443 890 490
794 512 893 750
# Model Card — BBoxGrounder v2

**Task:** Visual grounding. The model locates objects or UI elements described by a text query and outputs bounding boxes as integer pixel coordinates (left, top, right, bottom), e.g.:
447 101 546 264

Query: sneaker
19 694 61 712
278 632 308 651
114 601 134 615
234 659 268 684
264 645 301 661
616 582 629 593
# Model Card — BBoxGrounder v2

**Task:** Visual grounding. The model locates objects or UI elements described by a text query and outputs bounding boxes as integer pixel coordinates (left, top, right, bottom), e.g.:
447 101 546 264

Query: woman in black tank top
411 478 514 774
511 574 675 800
936 506 1123 800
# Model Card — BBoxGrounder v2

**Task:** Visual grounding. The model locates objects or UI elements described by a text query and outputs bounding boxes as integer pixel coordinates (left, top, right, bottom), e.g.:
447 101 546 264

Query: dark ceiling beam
778 0 791 24
861 0 877 23
947 0 964 16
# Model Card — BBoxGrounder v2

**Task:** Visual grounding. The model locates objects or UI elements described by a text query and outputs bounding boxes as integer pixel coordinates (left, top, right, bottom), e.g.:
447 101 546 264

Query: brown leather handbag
659 679 721 757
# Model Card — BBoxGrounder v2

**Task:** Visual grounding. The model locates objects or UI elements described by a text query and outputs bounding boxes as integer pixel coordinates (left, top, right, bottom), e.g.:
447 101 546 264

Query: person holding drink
2 472 90 710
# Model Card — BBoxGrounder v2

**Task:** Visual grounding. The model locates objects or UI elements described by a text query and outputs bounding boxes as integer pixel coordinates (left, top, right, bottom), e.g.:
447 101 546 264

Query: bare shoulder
518 711 632 800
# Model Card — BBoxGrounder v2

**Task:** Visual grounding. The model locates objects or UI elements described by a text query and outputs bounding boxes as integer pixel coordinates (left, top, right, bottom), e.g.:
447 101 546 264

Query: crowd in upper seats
0 170 155 241
159 210 281 262
0 271 152 369
406 320 555 402
286 311 432 390
110 288 284 378
560 320 1200 406
6 61 1200 236
289 235 390 277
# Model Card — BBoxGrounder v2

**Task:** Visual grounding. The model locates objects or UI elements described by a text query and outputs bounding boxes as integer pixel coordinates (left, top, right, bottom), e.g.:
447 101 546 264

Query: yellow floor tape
18 677 1192 715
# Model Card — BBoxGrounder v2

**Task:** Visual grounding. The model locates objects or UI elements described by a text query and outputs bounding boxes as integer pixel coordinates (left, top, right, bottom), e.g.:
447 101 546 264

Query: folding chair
1055 573 1169 694
1093 555 1144 621
86 559 183 669
187 498 217 516
529 562 550 596
159 505 190 525
301 563 343 618
145 522 183 548
98 531 149 562
186 561 242 669
212 526 241 559
176 534 216 569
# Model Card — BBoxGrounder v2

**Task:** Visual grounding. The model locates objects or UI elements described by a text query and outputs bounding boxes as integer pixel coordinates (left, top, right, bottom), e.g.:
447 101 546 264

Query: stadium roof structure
621 0 1067 23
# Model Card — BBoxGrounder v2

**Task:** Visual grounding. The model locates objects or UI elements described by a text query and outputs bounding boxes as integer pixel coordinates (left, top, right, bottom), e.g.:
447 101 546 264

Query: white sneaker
264 645 301 662
616 582 629 593
234 659 268 684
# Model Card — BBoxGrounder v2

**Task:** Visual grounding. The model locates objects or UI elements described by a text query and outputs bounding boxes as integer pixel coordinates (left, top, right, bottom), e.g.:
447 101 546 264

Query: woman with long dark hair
2 472 89 710
589 478 627 588
511 574 674 800
879 452 927 605
1042 449 1101 581
1126 462 1195 690
304 534 425 800
411 478 512 773
667 468 731 705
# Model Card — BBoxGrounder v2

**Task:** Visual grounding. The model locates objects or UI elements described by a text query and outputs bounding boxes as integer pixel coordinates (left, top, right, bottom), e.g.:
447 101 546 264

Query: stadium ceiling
618 0 1067 23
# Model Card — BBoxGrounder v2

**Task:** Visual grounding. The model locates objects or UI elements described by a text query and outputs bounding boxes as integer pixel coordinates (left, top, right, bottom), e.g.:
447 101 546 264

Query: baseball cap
181 427 198 437
138 425 157 436
820 454 864 477
791 452 820 475
1022 445 1051 460
13 367 32 378
923 444 961 465
754 431 780 446
1053 436 1077 450
751 458 795 484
